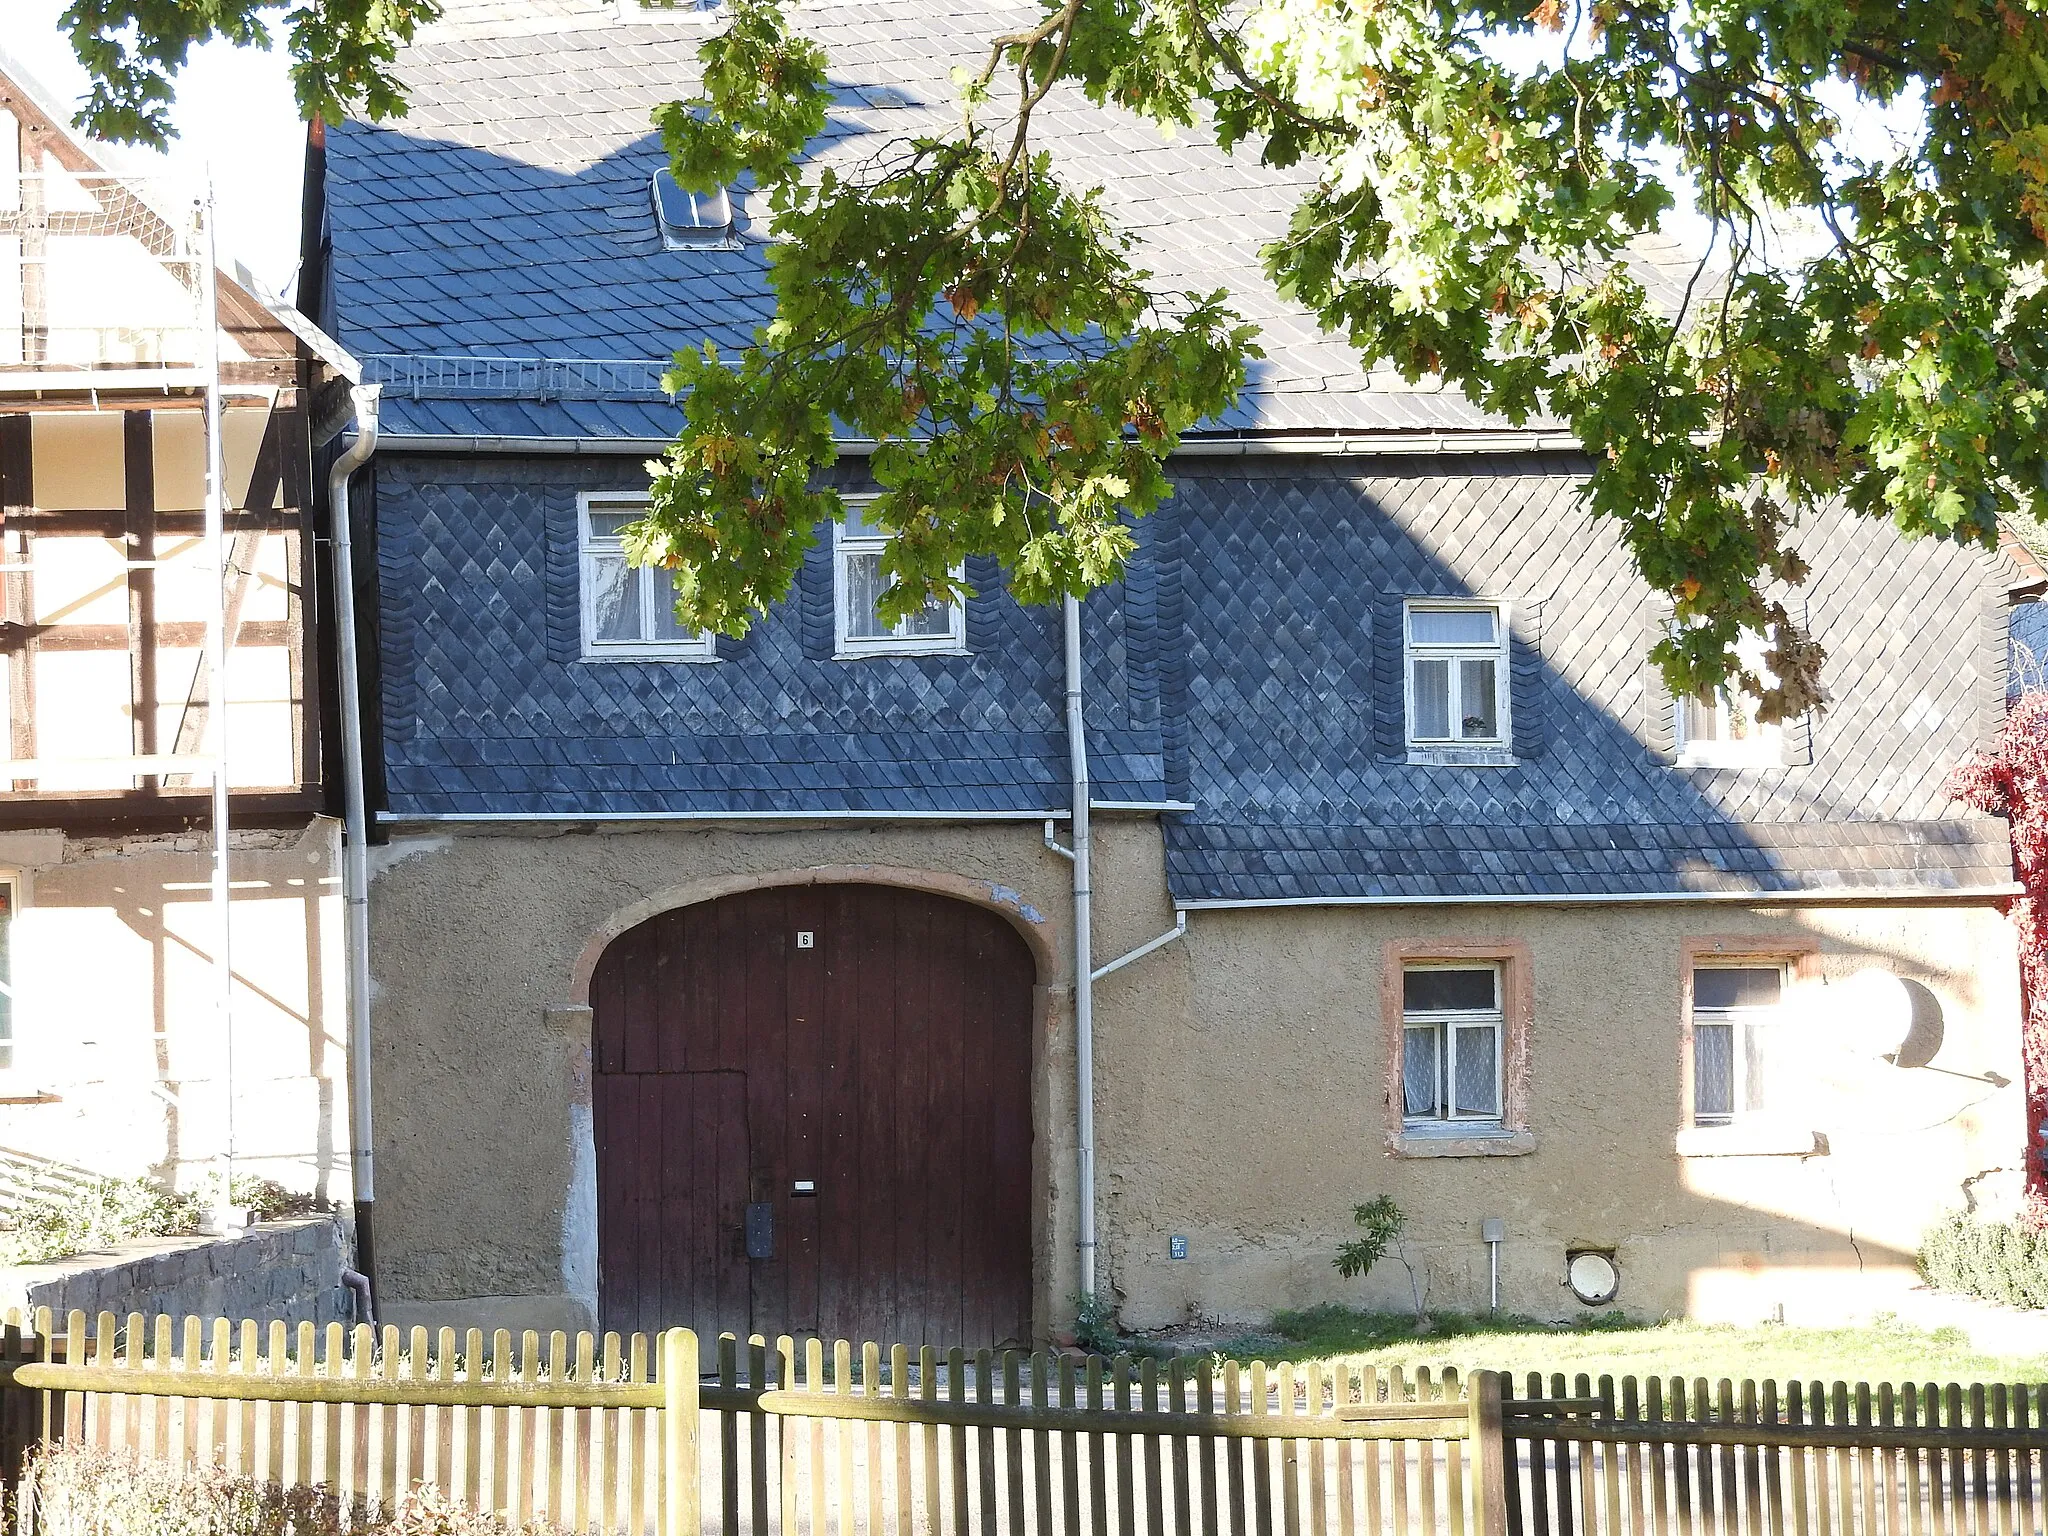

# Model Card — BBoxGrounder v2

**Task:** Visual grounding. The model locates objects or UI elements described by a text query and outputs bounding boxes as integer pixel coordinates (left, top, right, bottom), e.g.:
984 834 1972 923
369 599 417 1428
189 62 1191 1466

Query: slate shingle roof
322 0 1706 440
338 0 2016 899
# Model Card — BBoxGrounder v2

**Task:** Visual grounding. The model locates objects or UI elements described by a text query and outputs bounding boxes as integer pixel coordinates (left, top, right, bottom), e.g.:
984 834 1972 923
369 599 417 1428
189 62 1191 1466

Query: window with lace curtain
1689 963 1788 1126
1404 601 1510 752
833 500 967 658
577 495 716 661
1401 963 1505 1128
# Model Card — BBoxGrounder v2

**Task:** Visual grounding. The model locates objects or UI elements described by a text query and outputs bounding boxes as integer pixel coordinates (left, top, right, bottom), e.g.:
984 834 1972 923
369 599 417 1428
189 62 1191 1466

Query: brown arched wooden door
590 883 1036 1347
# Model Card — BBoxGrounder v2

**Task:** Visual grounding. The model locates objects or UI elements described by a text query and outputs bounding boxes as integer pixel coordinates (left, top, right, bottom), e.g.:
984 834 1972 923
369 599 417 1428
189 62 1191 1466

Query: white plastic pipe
328 384 382 1277
1064 595 1096 1305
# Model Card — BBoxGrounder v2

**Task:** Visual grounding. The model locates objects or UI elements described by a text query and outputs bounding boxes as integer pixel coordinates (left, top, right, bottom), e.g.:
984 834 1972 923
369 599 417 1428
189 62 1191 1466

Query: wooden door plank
785 885 825 1339
746 888 790 1340
856 886 899 1347
820 885 865 1343
892 892 935 1350
923 898 969 1347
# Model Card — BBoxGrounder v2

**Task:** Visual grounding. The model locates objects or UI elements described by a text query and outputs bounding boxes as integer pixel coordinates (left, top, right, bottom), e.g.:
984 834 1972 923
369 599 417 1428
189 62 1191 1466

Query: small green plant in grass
1073 1291 1120 1354
1333 1197 1429 1326
1334 1197 1405 1281
0 1177 208 1265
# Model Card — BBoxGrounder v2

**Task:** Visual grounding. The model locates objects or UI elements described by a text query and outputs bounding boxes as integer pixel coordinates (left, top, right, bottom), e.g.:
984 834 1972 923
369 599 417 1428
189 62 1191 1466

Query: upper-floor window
1401 963 1503 1127
1689 964 1785 1126
578 495 716 662
1677 631 1782 766
1405 602 1510 750
834 501 967 659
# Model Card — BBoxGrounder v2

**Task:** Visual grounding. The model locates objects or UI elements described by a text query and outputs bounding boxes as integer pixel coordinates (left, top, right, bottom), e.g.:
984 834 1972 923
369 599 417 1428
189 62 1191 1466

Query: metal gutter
327 384 382 1294
370 429 1578 459
1091 909 1188 983
375 803 1187 825
1061 595 1097 1308
1176 884 2024 910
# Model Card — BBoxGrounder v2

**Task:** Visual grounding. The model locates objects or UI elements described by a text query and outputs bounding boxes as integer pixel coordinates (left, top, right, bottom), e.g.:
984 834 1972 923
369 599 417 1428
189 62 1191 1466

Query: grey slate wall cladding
375 456 1165 813
1163 458 2009 899
377 452 2011 899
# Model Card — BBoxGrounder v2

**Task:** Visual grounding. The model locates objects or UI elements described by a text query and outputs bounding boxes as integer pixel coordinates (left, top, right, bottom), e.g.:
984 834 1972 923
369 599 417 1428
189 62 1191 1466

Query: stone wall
0 1217 355 1326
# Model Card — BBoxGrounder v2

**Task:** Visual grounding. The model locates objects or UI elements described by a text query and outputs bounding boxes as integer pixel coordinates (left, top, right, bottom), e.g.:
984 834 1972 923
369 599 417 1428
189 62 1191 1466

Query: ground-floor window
1381 940 1533 1151
1689 963 1785 1125
1401 963 1503 1124
1679 940 1822 1139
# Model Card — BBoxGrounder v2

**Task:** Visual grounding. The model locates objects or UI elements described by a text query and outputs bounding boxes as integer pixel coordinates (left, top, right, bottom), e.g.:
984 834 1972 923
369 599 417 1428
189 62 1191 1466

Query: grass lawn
1161 1305 2048 1387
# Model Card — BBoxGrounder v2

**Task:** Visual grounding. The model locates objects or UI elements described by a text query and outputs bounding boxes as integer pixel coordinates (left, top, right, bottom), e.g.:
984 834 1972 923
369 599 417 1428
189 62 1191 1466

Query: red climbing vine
1950 685 2048 1223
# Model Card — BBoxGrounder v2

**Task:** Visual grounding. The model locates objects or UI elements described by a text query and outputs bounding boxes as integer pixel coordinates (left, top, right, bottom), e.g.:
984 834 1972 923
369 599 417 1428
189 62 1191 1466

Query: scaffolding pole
197 181 236 1215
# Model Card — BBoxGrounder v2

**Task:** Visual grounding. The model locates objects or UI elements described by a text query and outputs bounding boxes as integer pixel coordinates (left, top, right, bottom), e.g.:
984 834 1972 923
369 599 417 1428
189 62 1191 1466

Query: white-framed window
1401 963 1504 1126
833 500 967 658
1690 964 1787 1126
1404 601 1511 751
1676 631 1783 766
577 494 716 662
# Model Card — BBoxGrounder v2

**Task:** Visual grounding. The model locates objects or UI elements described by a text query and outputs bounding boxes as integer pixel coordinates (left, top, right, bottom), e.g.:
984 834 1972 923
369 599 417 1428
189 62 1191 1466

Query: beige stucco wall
0 819 350 1204
364 816 2025 1340
1098 898 2025 1332
363 817 1174 1337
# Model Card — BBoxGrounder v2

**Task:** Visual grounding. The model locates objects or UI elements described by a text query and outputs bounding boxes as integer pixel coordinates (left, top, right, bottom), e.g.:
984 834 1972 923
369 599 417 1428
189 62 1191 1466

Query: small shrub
19 1442 561 1535
1332 1196 1428 1323
1334 1197 1405 1281
0 1178 208 1265
1073 1290 1120 1353
229 1175 329 1222
1920 1211 2048 1309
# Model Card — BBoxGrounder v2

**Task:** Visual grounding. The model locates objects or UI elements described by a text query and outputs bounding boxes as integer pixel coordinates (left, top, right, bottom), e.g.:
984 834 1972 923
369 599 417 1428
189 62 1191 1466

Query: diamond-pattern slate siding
343 0 2015 900
376 453 2013 898
376 457 1164 814
1157 459 2013 900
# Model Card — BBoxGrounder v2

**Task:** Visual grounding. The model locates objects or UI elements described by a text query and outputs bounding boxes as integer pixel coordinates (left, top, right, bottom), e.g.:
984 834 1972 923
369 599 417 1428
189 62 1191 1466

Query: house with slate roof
310 0 2041 1345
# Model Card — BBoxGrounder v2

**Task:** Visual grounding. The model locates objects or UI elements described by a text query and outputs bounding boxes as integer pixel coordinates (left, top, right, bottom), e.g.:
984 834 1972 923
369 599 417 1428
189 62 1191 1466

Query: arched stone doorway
589 881 1036 1347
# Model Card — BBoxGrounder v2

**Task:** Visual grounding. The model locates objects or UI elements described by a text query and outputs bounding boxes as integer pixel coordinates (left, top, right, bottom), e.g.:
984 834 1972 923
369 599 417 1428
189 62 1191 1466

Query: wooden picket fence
1501 1372 2048 1536
0 1310 2044 1536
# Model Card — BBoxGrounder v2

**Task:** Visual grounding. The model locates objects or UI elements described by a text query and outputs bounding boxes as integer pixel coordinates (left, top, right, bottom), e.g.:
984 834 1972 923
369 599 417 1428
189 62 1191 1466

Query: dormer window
578 494 716 661
652 170 736 250
1676 630 1782 767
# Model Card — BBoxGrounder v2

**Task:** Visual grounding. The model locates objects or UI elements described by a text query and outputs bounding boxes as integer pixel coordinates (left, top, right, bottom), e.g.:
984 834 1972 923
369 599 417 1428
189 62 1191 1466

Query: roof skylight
651 170 737 251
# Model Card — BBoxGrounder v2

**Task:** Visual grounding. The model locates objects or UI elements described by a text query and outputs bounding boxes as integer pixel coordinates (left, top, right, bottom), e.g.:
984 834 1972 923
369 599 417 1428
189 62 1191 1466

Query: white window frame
1689 961 1789 1127
1674 631 1784 767
1403 599 1512 761
832 499 968 659
1400 961 1505 1128
577 494 717 662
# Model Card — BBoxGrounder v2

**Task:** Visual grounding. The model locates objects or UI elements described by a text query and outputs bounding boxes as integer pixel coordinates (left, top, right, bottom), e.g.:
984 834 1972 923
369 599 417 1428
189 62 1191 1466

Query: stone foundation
0 1216 354 1327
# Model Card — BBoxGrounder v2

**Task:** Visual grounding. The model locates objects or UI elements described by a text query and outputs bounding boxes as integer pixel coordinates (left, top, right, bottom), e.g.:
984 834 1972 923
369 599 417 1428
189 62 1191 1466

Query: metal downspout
1064 595 1096 1305
328 384 382 1290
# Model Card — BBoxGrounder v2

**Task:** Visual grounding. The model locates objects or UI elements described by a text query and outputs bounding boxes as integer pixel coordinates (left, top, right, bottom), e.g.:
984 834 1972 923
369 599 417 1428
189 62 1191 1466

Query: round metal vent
1566 1250 1620 1306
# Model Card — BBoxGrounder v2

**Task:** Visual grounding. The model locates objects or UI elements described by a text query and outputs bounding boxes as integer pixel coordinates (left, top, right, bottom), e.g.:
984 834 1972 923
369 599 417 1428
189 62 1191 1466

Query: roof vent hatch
652 170 737 251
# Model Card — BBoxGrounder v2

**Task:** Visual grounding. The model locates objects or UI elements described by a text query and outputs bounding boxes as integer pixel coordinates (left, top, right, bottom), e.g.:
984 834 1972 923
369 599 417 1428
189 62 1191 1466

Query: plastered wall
1096 900 2025 1331
365 817 2024 1340
362 817 1179 1337
0 819 350 1202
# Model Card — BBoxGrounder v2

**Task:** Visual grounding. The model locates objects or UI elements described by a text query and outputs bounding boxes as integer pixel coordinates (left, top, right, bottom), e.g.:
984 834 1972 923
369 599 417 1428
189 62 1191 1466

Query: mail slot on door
745 1202 774 1260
